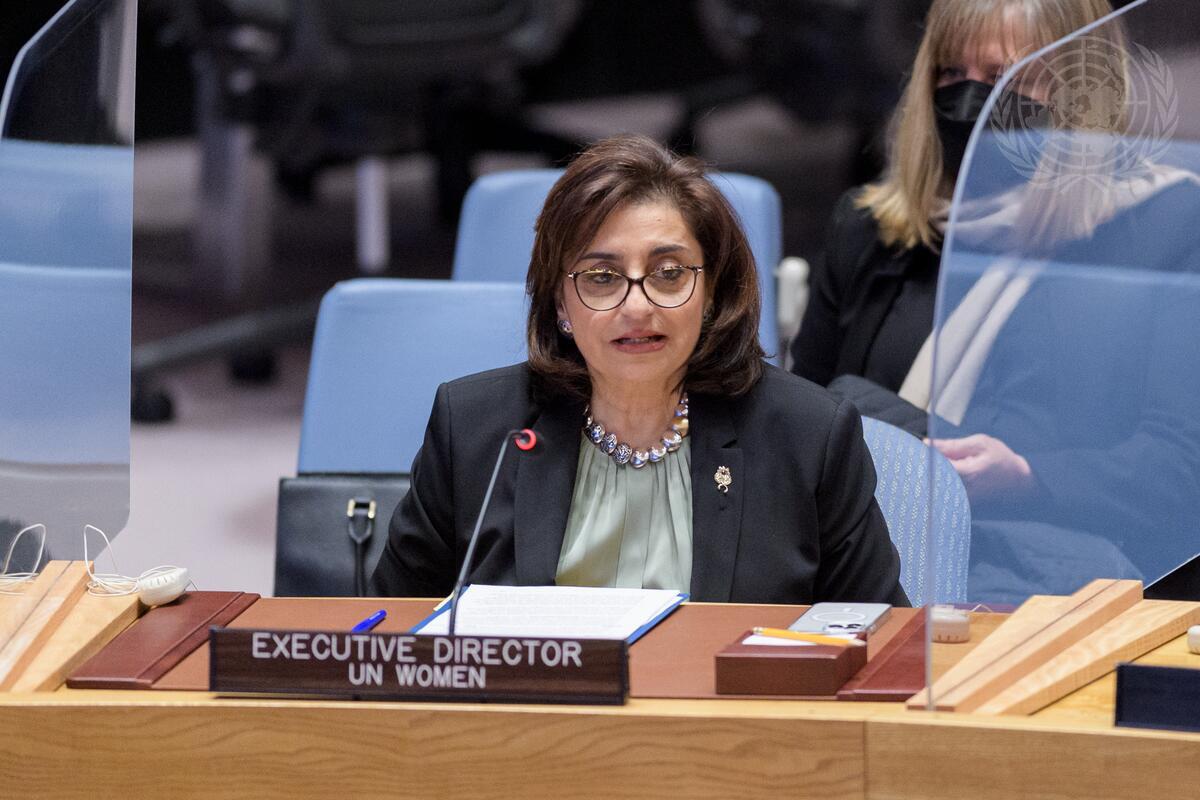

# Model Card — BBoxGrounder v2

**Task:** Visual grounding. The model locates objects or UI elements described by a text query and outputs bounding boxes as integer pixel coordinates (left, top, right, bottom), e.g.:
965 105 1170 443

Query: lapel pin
714 465 732 494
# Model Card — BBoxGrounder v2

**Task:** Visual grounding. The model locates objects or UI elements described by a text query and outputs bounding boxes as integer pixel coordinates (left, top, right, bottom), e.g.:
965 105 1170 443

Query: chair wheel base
132 385 175 424
229 351 278 384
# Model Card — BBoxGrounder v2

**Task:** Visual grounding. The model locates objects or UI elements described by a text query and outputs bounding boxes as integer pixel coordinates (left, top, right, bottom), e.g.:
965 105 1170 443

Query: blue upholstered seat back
861 416 972 605
0 140 132 467
298 279 528 473
451 168 783 361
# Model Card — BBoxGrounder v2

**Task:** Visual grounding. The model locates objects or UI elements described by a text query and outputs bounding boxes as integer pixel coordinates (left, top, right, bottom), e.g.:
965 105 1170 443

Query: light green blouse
555 434 693 592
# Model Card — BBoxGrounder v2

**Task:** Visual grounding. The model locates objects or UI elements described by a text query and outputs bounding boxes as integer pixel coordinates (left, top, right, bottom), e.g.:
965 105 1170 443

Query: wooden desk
1 605 1197 799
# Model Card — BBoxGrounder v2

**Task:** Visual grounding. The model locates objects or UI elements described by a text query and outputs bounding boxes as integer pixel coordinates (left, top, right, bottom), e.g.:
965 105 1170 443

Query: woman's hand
928 434 1035 501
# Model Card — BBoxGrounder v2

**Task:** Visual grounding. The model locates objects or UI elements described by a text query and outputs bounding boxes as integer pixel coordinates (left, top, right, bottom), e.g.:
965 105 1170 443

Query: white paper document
740 634 860 647
413 584 687 643
741 635 820 647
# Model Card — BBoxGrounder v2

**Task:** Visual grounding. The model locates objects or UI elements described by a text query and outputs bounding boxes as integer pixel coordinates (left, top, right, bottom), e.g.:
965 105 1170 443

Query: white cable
82 525 194 601
0 523 47 594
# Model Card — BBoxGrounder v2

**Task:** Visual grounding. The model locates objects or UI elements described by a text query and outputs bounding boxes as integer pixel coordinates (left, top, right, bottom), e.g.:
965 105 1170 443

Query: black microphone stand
448 428 535 636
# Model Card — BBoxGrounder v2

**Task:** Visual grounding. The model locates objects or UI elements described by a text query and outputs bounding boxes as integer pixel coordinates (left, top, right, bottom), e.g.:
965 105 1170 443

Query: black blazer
790 188 938 393
371 362 908 606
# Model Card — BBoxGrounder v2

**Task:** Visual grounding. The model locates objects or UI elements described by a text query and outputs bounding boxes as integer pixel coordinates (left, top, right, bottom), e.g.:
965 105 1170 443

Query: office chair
132 0 582 422
275 278 527 595
178 0 583 265
451 168 784 362
695 0 928 183
861 416 971 605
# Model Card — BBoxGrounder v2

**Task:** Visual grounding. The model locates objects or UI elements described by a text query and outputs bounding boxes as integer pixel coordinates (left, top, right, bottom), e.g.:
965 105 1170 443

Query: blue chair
281 278 527 595
0 138 133 558
451 168 783 362
0 139 133 467
860 417 972 605
298 279 528 473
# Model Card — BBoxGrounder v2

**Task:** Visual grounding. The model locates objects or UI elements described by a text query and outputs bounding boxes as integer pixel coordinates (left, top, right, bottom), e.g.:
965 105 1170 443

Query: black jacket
371 362 908 606
790 189 938 393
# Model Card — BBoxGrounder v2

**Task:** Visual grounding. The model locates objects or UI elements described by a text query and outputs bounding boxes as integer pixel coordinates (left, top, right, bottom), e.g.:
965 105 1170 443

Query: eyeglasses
565 265 703 311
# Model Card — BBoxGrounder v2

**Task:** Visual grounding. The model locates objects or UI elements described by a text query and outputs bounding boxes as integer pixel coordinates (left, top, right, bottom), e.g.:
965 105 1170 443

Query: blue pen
351 609 387 632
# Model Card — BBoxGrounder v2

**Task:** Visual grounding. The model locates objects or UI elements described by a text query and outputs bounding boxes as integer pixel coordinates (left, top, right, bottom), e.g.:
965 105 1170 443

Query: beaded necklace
583 393 689 469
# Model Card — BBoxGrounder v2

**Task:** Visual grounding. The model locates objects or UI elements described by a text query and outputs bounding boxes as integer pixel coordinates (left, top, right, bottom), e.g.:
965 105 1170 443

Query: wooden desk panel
5 687 1198 800
0 695 869 800
3 601 1199 800
867 713 1200 800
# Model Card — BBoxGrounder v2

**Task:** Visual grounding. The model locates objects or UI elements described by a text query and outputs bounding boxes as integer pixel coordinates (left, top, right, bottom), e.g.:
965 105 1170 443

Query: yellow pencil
751 627 866 647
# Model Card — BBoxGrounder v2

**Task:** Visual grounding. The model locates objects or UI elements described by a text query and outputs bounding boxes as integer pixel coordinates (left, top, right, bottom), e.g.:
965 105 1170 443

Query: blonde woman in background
789 0 1113 407
791 0 1200 599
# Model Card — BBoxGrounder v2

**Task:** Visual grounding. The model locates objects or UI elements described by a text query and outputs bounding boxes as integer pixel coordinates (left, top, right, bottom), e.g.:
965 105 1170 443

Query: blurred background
4 0 939 593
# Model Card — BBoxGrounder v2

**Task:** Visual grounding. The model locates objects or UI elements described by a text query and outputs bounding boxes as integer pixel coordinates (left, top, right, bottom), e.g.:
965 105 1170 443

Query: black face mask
935 79 1051 181
934 80 996 180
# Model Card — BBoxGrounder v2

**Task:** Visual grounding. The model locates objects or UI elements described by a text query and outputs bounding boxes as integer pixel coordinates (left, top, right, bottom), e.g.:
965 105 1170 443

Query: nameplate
208 628 628 704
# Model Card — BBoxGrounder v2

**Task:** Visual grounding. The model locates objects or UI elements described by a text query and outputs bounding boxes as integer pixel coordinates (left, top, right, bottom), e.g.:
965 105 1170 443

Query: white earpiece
83 525 192 607
135 566 190 607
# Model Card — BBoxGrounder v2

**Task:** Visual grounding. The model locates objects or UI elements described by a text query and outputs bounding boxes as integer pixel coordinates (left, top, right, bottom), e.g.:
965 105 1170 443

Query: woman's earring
702 306 714 325
557 318 574 337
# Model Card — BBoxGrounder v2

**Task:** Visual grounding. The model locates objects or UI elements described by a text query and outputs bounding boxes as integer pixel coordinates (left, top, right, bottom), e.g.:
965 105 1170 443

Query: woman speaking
372 135 906 606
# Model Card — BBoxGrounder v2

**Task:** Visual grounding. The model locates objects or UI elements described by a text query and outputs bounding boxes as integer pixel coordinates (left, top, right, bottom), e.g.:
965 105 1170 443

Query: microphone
513 429 537 451
448 428 538 636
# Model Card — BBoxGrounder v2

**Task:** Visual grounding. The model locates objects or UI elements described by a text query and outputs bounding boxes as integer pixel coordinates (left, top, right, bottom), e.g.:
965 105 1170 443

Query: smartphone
788 603 892 636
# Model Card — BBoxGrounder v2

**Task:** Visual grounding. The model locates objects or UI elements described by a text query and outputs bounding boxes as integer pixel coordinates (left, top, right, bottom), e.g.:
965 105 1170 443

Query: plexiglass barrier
922 0 1200 709
0 0 135 563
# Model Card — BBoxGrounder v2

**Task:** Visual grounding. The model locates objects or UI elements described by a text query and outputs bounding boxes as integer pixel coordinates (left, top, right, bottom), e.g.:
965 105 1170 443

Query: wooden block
932 579 1143 712
908 594 1070 709
0 561 69 652
930 612 1009 683
1031 620 1200 724
715 631 868 696
837 609 925 702
9 592 140 692
0 561 90 689
975 599 1200 715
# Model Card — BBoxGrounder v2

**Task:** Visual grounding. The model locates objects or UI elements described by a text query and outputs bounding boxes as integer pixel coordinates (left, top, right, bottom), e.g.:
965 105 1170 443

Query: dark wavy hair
526 134 764 401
